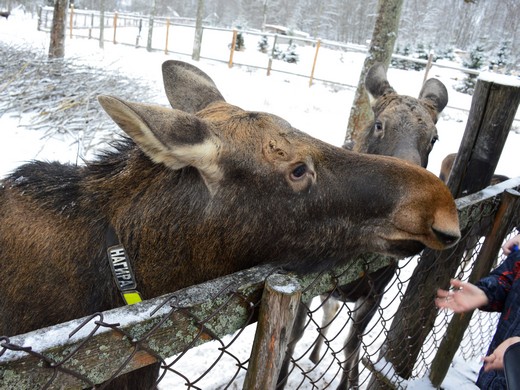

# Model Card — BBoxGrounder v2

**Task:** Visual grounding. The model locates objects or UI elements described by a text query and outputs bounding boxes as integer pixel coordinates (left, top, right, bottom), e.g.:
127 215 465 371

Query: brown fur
0 61 460 389
439 152 509 185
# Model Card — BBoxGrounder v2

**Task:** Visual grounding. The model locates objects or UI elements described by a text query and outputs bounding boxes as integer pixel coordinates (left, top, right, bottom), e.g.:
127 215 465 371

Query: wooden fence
36 6 489 91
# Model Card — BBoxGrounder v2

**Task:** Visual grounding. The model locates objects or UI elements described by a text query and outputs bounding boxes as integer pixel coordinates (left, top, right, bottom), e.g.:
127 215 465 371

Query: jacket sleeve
475 251 520 312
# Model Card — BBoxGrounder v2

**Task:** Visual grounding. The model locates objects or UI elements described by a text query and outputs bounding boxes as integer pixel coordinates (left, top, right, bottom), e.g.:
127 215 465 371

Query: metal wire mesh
0 187 517 389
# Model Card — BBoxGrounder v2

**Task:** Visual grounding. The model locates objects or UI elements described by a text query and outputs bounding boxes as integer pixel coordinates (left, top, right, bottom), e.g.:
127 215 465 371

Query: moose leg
102 363 160 390
336 295 380 390
277 301 309 389
337 265 396 390
309 295 341 364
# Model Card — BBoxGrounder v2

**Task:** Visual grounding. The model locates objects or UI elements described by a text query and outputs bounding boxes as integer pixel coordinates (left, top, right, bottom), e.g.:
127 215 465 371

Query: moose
439 152 509 185
0 60 460 389
278 63 450 390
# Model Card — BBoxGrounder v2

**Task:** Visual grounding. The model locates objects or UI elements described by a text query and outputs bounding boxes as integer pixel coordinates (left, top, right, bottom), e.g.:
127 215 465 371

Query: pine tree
258 35 269 53
489 40 511 72
234 31 245 51
283 42 299 64
413 43 428 71
456 44 486 95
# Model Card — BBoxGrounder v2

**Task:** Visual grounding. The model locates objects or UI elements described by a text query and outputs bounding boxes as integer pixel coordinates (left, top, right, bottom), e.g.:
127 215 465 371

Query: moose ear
98 95 222 191
364 63 395 103
162 60 225 113
419 79 448 115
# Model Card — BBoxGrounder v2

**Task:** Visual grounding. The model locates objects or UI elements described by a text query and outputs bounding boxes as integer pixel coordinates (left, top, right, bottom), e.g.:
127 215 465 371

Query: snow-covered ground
1 10 518 389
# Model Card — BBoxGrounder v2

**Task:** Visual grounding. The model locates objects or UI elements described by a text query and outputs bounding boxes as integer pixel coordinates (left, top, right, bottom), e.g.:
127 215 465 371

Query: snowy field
1 10 519 390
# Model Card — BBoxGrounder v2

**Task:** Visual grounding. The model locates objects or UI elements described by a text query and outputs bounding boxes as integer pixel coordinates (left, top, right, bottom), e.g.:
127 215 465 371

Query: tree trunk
48 0 69 59
344 0 404 146
192 0 205 61
146 0 157 52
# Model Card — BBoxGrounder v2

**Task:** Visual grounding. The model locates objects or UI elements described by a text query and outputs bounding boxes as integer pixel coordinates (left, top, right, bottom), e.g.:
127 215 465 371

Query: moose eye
291 164 307 180
374 120 384 135
431 135 439 146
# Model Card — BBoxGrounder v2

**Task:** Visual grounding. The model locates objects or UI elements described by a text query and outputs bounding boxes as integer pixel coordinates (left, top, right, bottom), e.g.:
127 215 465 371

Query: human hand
435 279 489 313
502 234 520 256
482 336 520 372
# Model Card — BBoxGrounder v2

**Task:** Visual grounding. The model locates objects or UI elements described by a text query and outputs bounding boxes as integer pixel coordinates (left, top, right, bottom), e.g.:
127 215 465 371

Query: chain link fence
1 180 519 389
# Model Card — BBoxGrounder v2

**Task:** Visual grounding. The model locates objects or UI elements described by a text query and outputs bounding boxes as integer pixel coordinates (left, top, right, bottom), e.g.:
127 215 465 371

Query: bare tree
192 0 205 61
48 0 69 59
146 0 157 52
344 0 404 146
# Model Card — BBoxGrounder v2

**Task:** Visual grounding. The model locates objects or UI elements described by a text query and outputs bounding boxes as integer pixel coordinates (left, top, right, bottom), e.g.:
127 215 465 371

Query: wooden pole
447 74 520 198
88 13 93 39
429 189 520 387
267 34 278 76
243 274 302 390
422 51 434 84
69 4 74 39
113 12 118 44
228 29 237 68
309 39 321 87
164 18 170 54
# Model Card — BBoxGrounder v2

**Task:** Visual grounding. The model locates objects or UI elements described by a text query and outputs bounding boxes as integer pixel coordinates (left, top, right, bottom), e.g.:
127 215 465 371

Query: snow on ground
1 11 518 389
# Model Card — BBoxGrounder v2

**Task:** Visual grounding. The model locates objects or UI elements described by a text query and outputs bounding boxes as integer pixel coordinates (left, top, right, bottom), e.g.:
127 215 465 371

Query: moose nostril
432 227 460 247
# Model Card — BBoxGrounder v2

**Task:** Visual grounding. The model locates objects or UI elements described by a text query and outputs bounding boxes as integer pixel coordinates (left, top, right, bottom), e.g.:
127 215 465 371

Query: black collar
106 225 143 305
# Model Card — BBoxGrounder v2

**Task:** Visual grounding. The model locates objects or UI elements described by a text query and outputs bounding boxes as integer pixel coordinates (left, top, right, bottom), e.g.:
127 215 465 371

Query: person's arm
482 336 520 372
435 278 489 313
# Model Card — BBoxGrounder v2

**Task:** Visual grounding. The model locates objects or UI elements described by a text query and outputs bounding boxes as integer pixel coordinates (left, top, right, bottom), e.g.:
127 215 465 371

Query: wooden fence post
113 12 118 44
309 39 321 87
228 29 237 68
135 18 142 47
69 4 74 39
429 189 520 387
447 74 520 198
37 5 42 31
242 274 302 390
267 34 278 76
164 18 170 54
422 51 434 84
371 76 520 386
88 13 94 39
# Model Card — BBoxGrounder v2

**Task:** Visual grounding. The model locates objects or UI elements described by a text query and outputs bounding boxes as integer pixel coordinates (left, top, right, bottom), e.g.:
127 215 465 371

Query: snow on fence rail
1 178 519 389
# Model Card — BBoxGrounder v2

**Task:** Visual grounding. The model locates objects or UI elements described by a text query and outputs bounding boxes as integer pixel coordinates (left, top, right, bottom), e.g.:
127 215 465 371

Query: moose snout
432 226 460 248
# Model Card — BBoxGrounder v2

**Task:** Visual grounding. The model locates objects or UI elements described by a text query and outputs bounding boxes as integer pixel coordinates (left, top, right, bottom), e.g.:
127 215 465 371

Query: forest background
2 0 519 73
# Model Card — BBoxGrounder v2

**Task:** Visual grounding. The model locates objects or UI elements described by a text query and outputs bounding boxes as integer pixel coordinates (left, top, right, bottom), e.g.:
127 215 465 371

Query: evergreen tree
456 44 486 95
283 42 299 63
489 40 511 72
413 43 428 71
258 35 269 53
235 31 245 51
